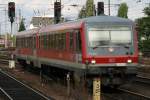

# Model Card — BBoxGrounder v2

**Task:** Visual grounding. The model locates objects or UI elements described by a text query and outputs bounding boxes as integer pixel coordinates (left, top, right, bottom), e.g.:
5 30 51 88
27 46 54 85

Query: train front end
82 16 138 86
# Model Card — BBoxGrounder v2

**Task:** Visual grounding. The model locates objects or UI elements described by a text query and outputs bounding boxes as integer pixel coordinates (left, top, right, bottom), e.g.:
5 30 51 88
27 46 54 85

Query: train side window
18 38 20 48
16 37 18 47
63 33 66 50
30 36 34 48
26 37 28 48
52 34 54 49
59 34 63 49
21 38 23 48
54 34 57 49
56 34 59 50
39 35 42 49
26 37 31 48
24 37 25 48
40 35 42 49
33 36 36 49
56 34 61 50
27 37 29 48
47 34 49 49
27 37 31 48
23 38 25 48
46 34 49 49
30 37 32 48
50 34 52 48
25 37 27 48
19 38 21 48
48 34 52 48
42 35 44 49
29 37 31 48
50 34 53 49
76 31 81 52
44 35 47 49
70 32 73 50
20 38 22 48
24 38 25 48
39 36 41 48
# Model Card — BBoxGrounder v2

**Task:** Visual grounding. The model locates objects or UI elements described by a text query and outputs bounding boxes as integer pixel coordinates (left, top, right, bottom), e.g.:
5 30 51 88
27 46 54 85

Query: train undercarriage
17 58 137 89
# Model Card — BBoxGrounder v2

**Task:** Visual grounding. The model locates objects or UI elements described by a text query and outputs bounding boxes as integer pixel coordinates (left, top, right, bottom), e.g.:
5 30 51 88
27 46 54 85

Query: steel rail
119 88 150 99
0 69 51 100
0 87 13 100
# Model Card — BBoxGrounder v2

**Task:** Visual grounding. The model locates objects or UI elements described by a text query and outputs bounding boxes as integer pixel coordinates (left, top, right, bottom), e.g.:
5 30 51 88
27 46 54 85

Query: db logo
108 58 115 63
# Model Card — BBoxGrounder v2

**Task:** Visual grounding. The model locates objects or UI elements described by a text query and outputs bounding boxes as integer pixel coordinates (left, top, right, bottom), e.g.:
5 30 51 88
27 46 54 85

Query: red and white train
16 16 138 86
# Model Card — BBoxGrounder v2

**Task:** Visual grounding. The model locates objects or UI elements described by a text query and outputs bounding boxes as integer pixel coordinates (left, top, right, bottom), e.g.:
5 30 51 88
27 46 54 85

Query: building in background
0 34 13 48
30 15 64 29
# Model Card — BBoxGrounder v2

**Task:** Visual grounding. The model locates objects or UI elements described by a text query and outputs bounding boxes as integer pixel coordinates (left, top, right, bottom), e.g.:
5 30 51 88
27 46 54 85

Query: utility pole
19 9 21 29
108 0 110 16
4 8 7 33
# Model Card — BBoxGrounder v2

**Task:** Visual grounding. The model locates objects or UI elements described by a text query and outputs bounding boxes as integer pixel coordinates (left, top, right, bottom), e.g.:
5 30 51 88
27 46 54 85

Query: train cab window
69 32 74 50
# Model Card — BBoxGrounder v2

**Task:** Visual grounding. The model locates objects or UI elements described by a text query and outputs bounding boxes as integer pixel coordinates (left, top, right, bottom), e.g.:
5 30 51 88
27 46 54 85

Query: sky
0 0 149 34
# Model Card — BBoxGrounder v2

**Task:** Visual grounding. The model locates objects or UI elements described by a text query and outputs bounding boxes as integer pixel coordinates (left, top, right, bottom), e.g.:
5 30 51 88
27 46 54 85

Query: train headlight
127 59 132 63
91 59 96 64
108 47 114 52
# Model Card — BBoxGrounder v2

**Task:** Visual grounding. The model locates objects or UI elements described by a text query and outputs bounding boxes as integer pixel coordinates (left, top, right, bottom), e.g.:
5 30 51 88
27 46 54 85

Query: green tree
143 4 150 16
78 0 94 18
78 6 86 18
85 0 94 17
18 19 26 32
136 5 150 52
117 3 128 18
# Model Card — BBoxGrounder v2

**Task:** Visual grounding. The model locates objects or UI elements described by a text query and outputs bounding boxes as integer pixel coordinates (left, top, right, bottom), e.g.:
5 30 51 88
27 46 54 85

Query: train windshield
88 26 132 47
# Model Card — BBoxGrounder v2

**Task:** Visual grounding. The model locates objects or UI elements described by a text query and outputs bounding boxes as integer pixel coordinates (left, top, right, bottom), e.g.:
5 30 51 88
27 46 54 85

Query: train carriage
16 15 138 86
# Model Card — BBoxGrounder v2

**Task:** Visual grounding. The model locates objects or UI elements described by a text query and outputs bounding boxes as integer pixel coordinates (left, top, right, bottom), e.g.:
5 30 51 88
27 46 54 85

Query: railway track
102 75 150 100
118 88 150 100
135 75 150 84
102 86 150 100
0 69 52 100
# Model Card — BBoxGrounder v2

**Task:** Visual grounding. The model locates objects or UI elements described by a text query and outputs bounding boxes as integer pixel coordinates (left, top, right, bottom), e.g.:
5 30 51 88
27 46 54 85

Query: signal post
8 2 15 69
